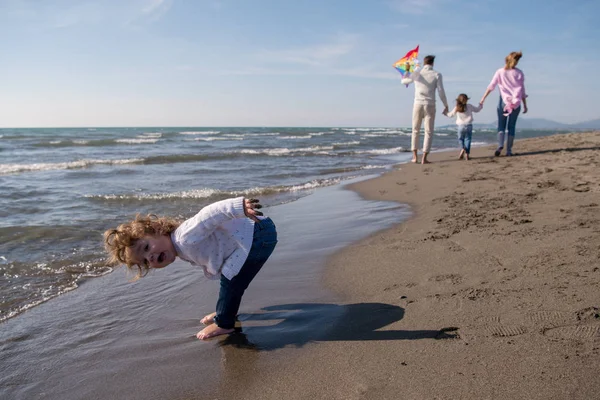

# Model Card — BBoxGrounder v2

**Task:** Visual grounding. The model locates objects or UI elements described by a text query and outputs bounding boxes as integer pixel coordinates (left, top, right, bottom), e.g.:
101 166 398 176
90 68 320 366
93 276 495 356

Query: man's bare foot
464 153 470 161
411 151 418 163
458 149 465 160
200 312 216 325
421 158 431 164
196 324 234 340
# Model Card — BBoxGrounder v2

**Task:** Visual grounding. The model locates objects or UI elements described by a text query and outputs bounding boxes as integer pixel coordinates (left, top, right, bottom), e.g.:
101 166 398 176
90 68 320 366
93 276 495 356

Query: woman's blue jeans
214 218 278 329
457 124 473 154
497 97 521 155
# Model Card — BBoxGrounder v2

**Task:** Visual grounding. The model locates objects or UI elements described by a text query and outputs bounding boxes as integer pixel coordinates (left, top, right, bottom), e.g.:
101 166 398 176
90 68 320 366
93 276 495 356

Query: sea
1 126 575 399
0 126 567 323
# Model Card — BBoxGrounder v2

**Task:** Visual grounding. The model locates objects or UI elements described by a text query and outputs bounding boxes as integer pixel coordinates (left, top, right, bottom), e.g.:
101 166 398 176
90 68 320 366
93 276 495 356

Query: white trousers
411 103 436 153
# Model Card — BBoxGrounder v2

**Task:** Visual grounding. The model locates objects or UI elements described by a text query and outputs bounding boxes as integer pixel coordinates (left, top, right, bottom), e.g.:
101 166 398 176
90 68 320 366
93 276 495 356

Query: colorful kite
393 45 420 86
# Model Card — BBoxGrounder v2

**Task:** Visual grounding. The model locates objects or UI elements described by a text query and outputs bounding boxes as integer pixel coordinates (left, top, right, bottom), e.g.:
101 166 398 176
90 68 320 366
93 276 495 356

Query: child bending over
104 197 277 340
447 93 483 161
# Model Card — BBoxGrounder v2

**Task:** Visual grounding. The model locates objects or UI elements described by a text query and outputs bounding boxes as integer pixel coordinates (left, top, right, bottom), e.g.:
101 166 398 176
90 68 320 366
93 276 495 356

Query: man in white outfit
401 55 449 164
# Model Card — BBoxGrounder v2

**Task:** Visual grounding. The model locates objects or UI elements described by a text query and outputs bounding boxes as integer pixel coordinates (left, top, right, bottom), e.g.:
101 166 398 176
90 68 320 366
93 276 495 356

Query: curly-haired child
104 197 277 340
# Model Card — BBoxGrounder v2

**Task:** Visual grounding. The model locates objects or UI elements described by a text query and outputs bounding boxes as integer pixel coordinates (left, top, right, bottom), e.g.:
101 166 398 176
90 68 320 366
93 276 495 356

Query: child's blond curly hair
104 214 181 278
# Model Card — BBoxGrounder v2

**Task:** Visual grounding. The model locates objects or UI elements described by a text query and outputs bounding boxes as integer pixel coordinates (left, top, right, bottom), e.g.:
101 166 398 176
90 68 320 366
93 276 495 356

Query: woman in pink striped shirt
480 51 528 157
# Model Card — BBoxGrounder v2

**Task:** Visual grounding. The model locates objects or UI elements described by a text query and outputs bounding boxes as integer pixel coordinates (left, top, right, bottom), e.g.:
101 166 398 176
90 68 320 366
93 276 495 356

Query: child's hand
244 198 263 222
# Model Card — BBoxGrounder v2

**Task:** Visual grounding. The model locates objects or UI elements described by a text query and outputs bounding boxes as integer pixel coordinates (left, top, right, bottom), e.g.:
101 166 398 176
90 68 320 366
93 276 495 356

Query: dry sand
218 131 600 400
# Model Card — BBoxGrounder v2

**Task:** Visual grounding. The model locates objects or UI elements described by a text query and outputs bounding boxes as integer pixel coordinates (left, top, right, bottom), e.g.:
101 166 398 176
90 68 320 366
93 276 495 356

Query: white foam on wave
89 188 223 201
277 135 311 140
363 130 410 136
190 137 243 141
0 158 144 175
179 131 220 135
115 138 159 144
239 145 334 156
332 140 360 146
355 146 406 155
72 140 90 145
139 132 162 138
360 164 388 170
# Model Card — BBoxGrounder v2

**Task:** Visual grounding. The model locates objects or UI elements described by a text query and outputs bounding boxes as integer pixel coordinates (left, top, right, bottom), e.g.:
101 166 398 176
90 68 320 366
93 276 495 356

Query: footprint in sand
486 325 528 338
527 310 576 327
572 182 590 192
543 325 600 340
537 307 600 341
473 315 527 338
429 274 463 285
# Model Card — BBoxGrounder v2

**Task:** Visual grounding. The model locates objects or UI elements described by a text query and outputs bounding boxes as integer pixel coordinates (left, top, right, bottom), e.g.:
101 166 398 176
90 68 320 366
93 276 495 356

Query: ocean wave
320 164 388 175
332 140 360 146
239 145 334 156
353 146 407 155
33 138 129 148
363 130 410 136
189 137 243 141
277 135 312 140
0 158 144 175
86 178 348 203
115 138 160 144
87 187 224 201
179 131 221 135
0 259 112 323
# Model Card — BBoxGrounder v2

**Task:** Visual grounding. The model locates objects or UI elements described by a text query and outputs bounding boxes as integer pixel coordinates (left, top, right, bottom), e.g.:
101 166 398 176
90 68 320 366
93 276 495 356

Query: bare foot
411 157 418 163
196 324 234 340
200 312 216 325
458 149 465 160
464 153 470 161
421 158 431 164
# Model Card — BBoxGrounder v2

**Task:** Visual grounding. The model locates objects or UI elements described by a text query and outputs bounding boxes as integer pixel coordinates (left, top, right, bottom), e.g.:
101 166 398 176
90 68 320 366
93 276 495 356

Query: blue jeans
214 218 278 329
457 124 473 154
497 97 521 155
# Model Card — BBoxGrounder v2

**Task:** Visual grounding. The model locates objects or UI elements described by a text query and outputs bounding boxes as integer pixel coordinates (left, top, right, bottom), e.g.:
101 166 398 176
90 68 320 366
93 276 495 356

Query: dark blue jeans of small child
457 124 473 154
214 217 278 329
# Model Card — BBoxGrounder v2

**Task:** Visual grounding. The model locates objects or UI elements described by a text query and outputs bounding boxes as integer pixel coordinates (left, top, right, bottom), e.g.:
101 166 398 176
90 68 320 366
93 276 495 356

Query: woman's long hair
505 51 522 69
455 93 469 113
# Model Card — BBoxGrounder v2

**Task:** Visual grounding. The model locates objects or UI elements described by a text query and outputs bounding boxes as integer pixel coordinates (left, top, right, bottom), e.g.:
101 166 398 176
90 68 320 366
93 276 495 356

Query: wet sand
220 132 600 400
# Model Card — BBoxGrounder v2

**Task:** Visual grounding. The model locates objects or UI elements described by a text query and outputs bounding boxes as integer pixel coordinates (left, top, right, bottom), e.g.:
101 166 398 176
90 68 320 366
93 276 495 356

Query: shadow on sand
218 302 458 351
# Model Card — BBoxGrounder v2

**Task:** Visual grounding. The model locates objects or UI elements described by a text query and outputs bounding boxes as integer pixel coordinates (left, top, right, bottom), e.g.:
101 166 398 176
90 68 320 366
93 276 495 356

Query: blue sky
1 0 598 127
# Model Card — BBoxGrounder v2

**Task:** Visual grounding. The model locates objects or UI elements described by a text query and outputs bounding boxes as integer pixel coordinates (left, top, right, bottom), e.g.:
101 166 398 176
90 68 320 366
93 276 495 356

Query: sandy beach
219 131 600 400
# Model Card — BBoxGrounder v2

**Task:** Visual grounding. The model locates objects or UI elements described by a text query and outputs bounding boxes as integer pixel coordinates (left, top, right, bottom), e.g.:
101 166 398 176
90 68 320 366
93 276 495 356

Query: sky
1 0 599 128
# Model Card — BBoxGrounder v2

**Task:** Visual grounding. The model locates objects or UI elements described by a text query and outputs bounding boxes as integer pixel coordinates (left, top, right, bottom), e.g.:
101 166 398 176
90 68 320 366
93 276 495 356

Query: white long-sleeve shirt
447 103 483 125
171 197 256 280
401 65 449 108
